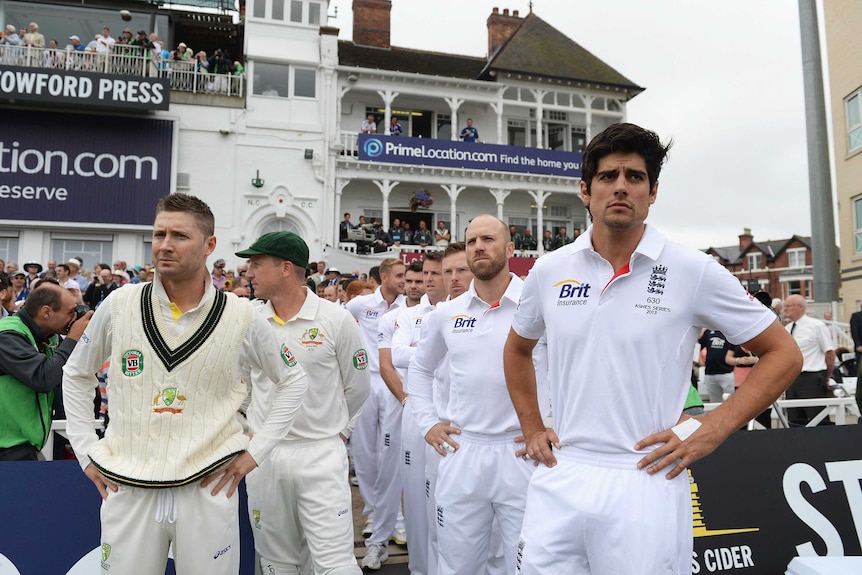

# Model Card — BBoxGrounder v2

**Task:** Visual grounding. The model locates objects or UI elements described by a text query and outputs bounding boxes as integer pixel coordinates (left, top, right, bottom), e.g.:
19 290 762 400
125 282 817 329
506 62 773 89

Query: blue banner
358 134 582 178
0 109 172 225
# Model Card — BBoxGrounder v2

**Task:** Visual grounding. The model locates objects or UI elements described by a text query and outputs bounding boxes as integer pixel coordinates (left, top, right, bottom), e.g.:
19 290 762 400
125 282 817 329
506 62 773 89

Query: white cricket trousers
435 430 534 575
516 448 692 575
425 443 441 575
367 384 403 546
245 436 360 575
401 398 430 574
352 372 384 519
99 481 239 575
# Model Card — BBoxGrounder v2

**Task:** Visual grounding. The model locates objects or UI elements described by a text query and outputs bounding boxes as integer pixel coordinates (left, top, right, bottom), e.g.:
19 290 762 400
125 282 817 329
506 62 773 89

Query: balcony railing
0 46 245 97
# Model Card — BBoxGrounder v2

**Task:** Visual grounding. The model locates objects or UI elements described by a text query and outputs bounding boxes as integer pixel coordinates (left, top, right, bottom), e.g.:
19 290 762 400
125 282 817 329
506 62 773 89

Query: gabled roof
705 235 812 265
482 13 643 95
338 42 487 80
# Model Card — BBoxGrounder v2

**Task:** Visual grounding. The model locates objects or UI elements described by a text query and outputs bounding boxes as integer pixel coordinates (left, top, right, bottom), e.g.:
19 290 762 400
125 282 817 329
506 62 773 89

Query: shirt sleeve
693 257 776 345
378 308 398 350
335 310 371 435
511 264 545 340
407 306 448 436
63 299 114 471
0 330 78 394
391 309 419 370
815 321 835 353
243 311 308 465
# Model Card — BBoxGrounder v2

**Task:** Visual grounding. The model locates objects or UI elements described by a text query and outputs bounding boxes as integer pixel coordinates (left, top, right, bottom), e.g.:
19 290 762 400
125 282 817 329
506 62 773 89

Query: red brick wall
353 0 392 48
487 8 523 56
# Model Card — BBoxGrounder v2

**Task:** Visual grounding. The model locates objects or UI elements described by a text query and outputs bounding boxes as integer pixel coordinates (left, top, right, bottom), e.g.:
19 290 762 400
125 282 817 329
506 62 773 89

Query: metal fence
0 45 245 97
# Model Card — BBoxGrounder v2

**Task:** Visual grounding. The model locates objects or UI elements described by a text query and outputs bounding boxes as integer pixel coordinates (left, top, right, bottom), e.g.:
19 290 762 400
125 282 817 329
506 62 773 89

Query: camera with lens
74 304 90 320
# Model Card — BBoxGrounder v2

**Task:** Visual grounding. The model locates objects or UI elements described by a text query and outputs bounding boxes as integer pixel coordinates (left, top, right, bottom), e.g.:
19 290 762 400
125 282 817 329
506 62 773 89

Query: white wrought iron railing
0 45 245 97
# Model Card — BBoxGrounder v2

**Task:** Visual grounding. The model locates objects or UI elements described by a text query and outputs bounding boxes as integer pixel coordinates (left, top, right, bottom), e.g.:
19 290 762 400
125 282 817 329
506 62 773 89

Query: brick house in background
704 228 816 301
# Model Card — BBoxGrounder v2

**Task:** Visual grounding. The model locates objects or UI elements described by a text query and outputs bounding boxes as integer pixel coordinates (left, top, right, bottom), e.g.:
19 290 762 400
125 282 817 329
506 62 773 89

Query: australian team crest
101 543 111 563
252 509 261 529
300 328 323 348
122 350 143 377
153 387 186 414
647 265 667 295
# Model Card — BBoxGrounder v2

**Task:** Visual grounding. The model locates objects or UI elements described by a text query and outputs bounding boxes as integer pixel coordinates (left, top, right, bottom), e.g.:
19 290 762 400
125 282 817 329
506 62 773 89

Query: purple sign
358 134 582 178
0 109 172 225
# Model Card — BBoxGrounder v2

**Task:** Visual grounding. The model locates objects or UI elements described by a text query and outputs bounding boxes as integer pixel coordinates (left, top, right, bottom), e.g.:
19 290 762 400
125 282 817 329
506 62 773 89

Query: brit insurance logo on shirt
553 279 592 306
363 308 379 320
450 314 477 333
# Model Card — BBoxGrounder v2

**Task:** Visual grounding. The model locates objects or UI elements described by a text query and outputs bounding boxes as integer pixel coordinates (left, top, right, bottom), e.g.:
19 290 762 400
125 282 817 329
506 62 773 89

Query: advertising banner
358 134 582 178
689 425 862 574
0 109 173 225
0 426 859 573
0 65 170 110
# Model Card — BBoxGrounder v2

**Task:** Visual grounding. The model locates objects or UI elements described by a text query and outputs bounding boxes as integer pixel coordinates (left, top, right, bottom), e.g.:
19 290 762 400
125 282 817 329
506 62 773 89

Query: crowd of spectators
0 20 244 91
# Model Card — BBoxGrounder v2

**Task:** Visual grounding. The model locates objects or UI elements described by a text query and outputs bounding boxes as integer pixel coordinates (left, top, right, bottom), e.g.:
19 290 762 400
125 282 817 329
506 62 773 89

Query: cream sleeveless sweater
89 283 252 487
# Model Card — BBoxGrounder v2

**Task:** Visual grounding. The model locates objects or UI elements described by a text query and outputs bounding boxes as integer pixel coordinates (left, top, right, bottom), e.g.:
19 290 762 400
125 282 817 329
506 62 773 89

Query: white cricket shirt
512 225 776 460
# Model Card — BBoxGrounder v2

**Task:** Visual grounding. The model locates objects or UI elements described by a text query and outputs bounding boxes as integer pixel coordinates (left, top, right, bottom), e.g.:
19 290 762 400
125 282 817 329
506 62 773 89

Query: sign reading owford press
0 109 173 225
0 65 169 110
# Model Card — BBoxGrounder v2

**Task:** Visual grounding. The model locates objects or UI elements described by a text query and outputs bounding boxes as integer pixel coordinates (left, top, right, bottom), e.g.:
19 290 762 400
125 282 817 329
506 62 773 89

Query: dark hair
581 123 671 194
155 193 215 236
24 282 65 315
369 266 381 283
407 259 424 273
443 242 466 257
0 273 8 291
423 250 443 263
57 264 69 273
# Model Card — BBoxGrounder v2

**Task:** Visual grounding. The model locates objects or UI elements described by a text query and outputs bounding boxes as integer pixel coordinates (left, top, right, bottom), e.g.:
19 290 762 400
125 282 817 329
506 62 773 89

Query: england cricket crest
647 265 667 295
122 350 143 377
153 387 186 414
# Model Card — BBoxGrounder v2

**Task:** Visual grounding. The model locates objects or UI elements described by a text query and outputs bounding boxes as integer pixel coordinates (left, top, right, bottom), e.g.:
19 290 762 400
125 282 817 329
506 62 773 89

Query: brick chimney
487 7 523 57
739 227 753 251
353 0 391 48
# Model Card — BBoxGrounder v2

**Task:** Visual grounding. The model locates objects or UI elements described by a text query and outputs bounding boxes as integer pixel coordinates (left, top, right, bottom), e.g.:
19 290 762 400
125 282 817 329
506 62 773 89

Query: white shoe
361 543 389 570
362 518 374 537
350 476 359 486
390 526 407 546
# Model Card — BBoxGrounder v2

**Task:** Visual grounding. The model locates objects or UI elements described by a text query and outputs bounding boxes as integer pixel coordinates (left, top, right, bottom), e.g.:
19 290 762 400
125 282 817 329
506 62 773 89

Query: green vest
684 384 704 411
0 316 56 450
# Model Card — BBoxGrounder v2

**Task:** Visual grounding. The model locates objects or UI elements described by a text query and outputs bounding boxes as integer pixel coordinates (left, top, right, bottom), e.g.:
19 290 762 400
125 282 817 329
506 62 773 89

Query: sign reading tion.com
0 109 172 225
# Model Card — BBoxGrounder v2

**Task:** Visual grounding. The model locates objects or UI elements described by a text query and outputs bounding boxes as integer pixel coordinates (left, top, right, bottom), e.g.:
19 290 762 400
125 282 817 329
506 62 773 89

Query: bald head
466 215 510 241
783 295 807 322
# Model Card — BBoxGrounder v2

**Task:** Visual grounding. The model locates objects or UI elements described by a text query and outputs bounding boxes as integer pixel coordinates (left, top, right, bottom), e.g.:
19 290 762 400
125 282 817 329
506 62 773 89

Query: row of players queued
2 123 803 575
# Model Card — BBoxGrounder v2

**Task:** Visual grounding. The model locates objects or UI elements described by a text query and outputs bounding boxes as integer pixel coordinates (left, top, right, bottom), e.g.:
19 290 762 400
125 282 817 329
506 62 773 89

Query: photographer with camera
0 281 92 461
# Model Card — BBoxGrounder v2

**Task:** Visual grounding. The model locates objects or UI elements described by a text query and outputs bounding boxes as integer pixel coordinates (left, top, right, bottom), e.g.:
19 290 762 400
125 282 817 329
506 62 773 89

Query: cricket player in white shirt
409 216 550 575
62 194 309 575
345 258 406 568
505 123 802 574
389 253 446 575
237 231 370 575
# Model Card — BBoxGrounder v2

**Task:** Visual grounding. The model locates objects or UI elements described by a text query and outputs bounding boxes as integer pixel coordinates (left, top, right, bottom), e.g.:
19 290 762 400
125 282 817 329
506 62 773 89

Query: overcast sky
328 0 827 250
